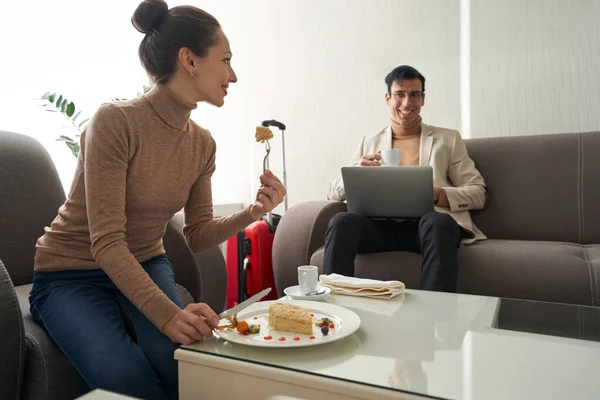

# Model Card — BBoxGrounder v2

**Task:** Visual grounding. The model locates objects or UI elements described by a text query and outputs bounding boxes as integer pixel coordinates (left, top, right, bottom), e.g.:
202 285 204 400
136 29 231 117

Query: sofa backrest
466 131 600 244
0 131 66 286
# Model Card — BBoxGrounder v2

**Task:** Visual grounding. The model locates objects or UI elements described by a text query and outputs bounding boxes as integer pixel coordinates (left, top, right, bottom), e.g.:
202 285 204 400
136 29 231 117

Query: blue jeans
29 254 181 400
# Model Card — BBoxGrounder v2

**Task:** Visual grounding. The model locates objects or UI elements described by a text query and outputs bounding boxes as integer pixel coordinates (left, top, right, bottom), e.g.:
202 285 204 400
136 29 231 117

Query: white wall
0 0 258 204
238 0 462 214
1 0 599 213
469 0 600 137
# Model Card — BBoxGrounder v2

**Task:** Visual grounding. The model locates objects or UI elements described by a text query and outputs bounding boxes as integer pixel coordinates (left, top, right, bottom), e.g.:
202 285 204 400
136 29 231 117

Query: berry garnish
315 317 334 328
293 337 300 341
310 336 316 340
329 323 335 329
264 335 272 340
321 326 329 335
278 337 286 341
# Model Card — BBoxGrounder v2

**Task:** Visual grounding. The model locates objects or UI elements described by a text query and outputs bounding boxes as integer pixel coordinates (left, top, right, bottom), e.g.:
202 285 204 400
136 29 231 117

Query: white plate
283 285 331 301
213 300 360 348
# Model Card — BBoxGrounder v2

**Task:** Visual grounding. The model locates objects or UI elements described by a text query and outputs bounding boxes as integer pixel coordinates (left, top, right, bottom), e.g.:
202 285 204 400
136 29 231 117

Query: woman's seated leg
29 269 169 400
117 255 182 400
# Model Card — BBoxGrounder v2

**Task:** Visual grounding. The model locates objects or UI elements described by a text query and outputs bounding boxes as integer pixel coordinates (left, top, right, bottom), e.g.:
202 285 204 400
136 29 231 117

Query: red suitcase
225 120 287 308
225 216 281 308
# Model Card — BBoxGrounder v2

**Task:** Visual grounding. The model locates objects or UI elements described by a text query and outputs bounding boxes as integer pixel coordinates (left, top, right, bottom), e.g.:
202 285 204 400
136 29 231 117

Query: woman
28 1 286 399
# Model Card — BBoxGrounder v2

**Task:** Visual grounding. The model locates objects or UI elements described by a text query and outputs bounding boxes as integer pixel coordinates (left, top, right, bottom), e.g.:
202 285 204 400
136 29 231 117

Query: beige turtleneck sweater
391 116 422 166
34 85 255 331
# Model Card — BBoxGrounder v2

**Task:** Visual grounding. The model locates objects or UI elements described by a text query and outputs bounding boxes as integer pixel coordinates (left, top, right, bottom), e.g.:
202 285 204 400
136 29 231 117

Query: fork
262 140 271 172
262 140 273 225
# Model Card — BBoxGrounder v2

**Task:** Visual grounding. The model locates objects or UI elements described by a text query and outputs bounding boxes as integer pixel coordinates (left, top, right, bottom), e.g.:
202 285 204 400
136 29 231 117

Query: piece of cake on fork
268 303 313 335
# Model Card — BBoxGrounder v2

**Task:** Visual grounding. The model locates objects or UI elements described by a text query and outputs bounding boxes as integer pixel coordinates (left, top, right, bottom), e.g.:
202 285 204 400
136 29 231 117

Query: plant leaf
48 93 56 102
72 110 81 122
65 141 80 158
61 100 67 113
66 103 75 117
42 91 51 100
57 135 75 143
56 95 63 109
78 118 90 128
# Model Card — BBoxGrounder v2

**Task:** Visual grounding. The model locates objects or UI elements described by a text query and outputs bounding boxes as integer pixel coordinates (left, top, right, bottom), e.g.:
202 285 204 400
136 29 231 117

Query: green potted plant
40 85 152 157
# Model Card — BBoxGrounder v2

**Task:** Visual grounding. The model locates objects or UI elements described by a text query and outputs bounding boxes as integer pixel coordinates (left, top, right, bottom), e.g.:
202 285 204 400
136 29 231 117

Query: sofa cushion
177 284 194 307
310 240 599 306
310 247 423 289
14 283 194 400
15 284 89 400
582 132 600 243
466 133 581 243
0 261 25 400
0 132 66 287
458 240 598 306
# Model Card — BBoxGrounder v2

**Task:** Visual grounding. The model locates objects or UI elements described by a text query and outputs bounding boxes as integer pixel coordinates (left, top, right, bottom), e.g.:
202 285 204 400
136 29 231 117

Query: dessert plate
213 300 360 348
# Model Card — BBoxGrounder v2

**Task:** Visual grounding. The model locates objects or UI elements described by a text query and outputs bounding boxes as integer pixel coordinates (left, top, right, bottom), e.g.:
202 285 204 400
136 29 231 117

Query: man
325 65 487 292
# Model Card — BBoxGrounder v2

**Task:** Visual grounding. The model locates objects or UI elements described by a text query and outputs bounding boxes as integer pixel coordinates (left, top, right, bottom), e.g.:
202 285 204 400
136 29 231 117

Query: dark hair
385 65 426 94
132 0 221 84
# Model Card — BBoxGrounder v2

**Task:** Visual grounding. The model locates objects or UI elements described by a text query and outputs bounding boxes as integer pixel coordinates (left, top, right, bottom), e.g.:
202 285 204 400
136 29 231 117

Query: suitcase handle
236 230 246 302
242 257 250 299
262 119 286 130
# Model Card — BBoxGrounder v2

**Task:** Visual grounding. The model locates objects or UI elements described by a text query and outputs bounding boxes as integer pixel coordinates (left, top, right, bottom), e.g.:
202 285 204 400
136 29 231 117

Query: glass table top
181 290 600 400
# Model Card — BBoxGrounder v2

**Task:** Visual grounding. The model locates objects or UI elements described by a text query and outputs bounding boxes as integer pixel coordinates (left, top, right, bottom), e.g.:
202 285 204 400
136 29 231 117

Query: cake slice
268 303 313 335
255 126 273 143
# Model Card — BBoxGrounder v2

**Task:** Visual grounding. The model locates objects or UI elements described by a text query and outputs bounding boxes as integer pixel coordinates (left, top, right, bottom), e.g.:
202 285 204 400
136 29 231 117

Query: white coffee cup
298 265 318 295
381 149 402 166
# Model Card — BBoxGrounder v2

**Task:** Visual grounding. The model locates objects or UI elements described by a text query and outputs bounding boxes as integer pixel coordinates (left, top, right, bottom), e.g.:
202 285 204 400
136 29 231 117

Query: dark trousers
323 211 461 292
29 255 181 400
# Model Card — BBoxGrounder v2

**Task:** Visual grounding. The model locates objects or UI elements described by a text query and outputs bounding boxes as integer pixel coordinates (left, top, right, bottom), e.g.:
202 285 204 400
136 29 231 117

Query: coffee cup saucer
283 285 331 301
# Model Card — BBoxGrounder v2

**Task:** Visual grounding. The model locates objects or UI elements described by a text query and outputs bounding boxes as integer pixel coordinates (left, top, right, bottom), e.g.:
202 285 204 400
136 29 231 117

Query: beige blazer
327 123 487 244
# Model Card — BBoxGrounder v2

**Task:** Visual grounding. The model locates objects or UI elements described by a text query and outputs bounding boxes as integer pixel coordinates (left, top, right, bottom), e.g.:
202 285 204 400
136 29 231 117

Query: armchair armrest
0 258 25 400
166 212 227 314
272 201 348 297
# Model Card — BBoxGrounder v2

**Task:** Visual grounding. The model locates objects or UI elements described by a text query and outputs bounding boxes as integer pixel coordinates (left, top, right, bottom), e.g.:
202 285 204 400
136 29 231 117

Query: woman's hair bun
132 0 169 34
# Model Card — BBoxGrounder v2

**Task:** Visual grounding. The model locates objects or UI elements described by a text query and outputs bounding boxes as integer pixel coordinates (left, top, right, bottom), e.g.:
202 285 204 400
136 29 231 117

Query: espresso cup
298 265 318 295
381 149 402 166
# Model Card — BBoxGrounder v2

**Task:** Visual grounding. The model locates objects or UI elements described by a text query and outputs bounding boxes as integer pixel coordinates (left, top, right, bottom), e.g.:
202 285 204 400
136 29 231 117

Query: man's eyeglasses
392 91 424 101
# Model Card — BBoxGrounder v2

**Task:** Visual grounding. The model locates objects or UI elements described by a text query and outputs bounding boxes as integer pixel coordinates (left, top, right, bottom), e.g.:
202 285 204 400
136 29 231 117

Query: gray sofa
273 131 600 307
0 131 228 399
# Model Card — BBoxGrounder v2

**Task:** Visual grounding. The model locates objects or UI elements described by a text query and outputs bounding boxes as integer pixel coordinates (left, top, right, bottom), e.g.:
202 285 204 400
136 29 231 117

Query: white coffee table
175 289 600 400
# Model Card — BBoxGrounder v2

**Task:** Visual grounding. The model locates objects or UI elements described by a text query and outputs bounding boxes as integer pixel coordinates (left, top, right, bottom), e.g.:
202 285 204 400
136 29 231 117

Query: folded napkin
319 274 405 299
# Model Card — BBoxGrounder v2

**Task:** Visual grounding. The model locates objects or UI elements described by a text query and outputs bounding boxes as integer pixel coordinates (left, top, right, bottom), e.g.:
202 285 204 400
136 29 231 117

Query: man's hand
163 303 220 345
359 151 381 166
434 186 449 208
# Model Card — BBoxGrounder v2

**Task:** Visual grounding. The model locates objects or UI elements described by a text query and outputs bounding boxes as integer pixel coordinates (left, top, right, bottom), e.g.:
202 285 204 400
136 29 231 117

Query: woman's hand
249 170 287 220
163 303 220 345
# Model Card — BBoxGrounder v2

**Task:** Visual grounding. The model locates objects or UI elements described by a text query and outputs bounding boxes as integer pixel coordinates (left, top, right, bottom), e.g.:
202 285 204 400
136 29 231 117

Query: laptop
341 166 434 218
